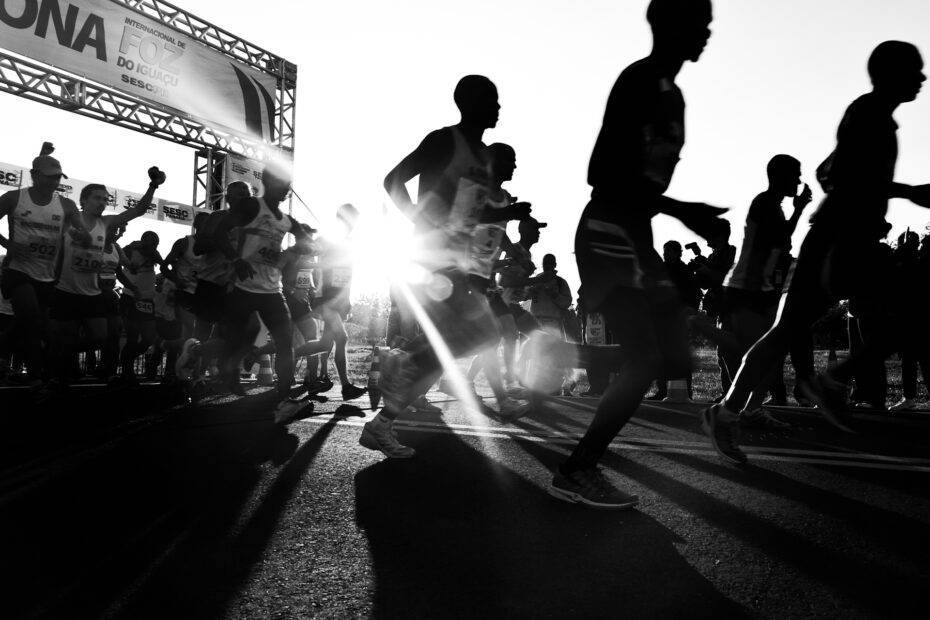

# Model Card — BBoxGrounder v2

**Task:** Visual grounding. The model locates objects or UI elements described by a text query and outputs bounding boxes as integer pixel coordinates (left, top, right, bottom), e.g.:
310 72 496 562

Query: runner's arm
478 201 531 223
383 130 451 222
656 197 729 241
104 167 166 229
61 197 92 246
115 264 138 295
891 183 930 208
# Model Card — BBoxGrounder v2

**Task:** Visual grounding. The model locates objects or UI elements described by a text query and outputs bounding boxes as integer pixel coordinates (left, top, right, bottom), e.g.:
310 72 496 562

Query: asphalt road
2 382 929 618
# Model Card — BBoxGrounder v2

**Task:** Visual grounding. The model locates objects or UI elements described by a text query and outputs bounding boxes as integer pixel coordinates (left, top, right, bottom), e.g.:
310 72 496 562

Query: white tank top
236 198 292 294
57 219 107 296
98 243 121 285
7 190 65 282
173 235 202 293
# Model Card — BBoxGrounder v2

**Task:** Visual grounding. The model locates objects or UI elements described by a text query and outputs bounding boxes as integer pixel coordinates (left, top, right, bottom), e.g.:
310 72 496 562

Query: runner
704 40 930 463
370 75 531 457
551 0 727 508
0 258 15 381
716 155 812 428
48 167 166 391
118 230 165 385
0 143 91 386
211 162 316 421
97 224 132 380
292 204 368 400
163 211 208 340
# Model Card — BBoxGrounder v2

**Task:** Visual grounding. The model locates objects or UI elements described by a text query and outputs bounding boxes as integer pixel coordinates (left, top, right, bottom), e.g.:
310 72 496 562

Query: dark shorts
723 288 780 317
100 289 120 317
0 268 55 308
193 280 228 324
175 289 197 313
284 289 312 322
120 294 155 322
50 289 108 321
315 289 350 319
227 288 291 332
410 269 499 358
156 317 183 341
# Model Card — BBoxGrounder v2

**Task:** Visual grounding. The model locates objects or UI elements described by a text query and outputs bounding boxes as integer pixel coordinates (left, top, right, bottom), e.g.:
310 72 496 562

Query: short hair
664 240 682 252
868 41 920 84
79 183 109 205
543 253 556 264
193 211 210 230
767 154 800 181
337 202 359 223
453 75 495 109
261 160 292 186
488 143 515 161
226 180 252 196
141 230 159 245
647 0 712 30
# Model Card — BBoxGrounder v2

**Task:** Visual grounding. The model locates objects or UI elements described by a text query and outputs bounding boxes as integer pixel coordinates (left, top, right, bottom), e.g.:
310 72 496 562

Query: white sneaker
359 415 416 458
890 397 919 412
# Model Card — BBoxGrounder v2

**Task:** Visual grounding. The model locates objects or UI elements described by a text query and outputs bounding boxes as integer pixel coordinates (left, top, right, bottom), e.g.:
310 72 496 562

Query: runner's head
518 216 546 245
767 154 802 198
647 0 713 62
897 229 920 253
140 230 159 253
868 41 925 103
337 203 360 233
80 184 110 217
454 75 500 129
707 219 731 250
663 240 683 263
193 211 210 233
488 143 516 183
542 253 557 272
30 142 67 193
261 162 292 202
225 181 252 209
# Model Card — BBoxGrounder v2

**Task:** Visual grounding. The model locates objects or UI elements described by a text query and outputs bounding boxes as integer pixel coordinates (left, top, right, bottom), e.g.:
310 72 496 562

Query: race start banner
0 0 279 141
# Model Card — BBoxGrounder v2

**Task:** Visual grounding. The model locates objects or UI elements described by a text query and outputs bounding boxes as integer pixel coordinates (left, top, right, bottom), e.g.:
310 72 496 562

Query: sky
2 0 929 299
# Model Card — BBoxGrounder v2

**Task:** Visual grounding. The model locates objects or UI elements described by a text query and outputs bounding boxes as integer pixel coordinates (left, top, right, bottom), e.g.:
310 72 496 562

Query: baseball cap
32 142 67 178
518 217 547 233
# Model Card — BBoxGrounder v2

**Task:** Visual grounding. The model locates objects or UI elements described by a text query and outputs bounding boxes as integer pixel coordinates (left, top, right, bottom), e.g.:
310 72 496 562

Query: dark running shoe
304 375 334 395
741 408 791 430
797 373 854 433
549 468 639 509
701 403 747 464
341 383 368 401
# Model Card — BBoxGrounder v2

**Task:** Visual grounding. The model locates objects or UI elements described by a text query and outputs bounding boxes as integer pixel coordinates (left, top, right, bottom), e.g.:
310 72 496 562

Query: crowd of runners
2 0 929 509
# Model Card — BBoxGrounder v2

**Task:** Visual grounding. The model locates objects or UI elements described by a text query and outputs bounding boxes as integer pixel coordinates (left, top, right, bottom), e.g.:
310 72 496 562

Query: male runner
97 224 132 379
704 41 930 463
212 163 315 418
118 231 164 385
716 155 812 427
550 0 728 508
163 211 208 339
49 168 166 390
0 143 90 386
371 75 531 457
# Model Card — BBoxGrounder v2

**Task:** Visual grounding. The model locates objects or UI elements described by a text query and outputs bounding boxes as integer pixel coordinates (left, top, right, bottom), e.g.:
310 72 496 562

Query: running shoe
797 373 854 433
304 375 334 395
890 397 920 412
701 403 747 464
741 408 791 430
341 383 368 401
498 398 532 421
548 468 639 509
409 395 442 414
359 415 416 458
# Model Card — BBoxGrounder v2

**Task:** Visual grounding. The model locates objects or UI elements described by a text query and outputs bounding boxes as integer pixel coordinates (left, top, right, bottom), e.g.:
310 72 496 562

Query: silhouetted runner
704 40 930 464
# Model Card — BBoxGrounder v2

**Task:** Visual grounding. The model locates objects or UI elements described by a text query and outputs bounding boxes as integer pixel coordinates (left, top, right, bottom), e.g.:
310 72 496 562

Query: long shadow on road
355 430 747 618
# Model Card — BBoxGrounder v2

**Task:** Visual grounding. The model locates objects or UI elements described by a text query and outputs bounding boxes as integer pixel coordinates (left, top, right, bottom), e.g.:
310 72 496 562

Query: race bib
468 223 506 278
72 251 102 273
331 266 352 288
296 269 314 290
135 299 154 314
21 236 59 262
585 312 606 346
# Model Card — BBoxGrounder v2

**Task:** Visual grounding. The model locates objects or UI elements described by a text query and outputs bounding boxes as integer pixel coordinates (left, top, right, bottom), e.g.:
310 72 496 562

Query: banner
225 153 265 198
0 0 280 140
115 188 159 221
157 199 195 225
0 161 24 188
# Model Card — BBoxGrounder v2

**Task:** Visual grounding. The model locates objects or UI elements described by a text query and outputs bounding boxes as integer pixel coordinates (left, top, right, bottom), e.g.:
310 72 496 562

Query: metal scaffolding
0 0 297 210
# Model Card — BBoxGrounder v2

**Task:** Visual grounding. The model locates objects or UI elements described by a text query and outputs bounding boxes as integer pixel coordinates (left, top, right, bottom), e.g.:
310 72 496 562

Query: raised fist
794 183 813 210
148 166 166 187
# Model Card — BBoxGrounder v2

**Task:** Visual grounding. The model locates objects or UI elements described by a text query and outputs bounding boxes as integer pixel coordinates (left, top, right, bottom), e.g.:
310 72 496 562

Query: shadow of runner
355 431 747 618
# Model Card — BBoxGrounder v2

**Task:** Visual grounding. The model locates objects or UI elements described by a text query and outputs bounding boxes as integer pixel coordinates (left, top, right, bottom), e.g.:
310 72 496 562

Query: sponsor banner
158 199 195 225
225 153 265 198
0 0 280 140
115 188 159 221
0 161 24 188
